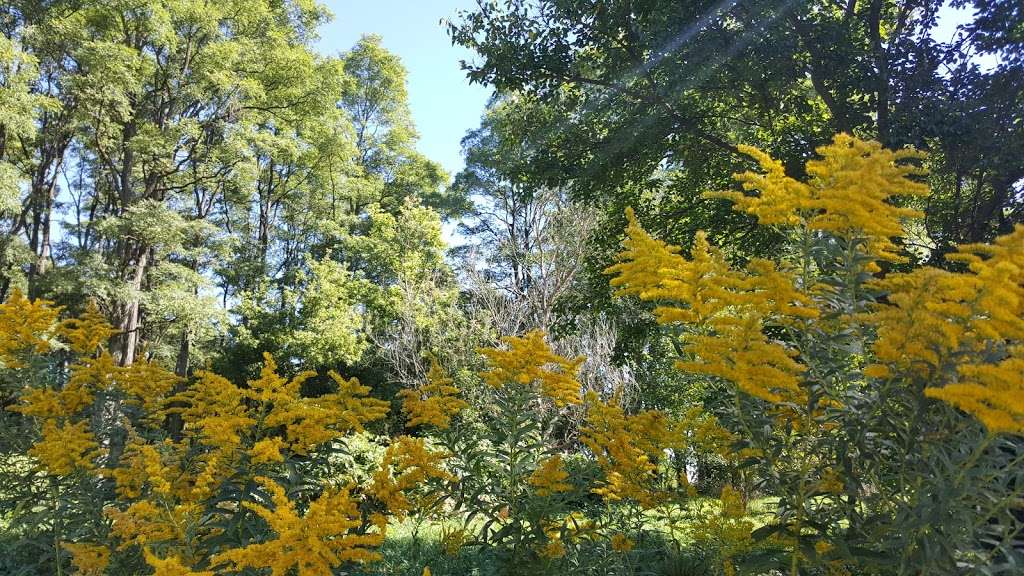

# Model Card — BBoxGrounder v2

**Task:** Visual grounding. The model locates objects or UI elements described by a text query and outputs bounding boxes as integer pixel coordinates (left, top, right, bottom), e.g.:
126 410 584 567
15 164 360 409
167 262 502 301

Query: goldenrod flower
581 391 682 507
66 350 123 392
172 370 254 450
120 360 181 417
529 454 572 496
107 499 187 550
0 289 59 366
480 330 583 407
440 527 467 555
691 486 755 576
29 420 98 475
59 300 118 354
399 361 468 429
370 436 453 516
676 313 806 403
62 542 110 576
539 537 566 559
144 549 214 576
12 383 92 419
606 210 811 403
866 225 1024 435
719 485 747 518
250 437 286 465
242 354 388 454
925 349 1024 435
211 477 383 576
610 533 635 552
190 452 230 502
710 134 927 264
113 441 176 498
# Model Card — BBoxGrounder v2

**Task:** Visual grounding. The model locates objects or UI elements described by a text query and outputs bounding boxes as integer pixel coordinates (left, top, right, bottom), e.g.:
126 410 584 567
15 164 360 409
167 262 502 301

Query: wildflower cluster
392 331 731 571
608 134 1024 573
63 542 111 576
480 330 584 407
399 360 468 429
581 391 684 507
0 289 59 366
370 435 454 517
607 211 816 403
210 477 386 576
0 295 410 576
528 454 572 496
710 133 928 265
690 485 756 576
868 225 1024 434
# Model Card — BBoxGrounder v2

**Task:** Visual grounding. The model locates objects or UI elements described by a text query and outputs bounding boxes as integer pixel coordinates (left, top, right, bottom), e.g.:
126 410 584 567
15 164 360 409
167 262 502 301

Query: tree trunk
118 247 149 366
868 0 891 145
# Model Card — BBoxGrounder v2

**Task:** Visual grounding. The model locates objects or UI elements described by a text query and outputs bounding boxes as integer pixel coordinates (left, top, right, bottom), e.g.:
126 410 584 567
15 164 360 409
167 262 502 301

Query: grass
349 517 502 576
347 497 782 576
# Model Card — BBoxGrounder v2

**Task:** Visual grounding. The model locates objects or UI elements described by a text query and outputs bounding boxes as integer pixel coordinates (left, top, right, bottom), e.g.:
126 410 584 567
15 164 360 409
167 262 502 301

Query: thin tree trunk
119 247 149 366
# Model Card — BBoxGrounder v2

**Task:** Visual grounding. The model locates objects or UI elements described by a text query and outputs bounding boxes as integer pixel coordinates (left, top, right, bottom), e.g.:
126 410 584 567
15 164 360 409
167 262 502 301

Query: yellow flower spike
675 313 806 404
440 527 468 556
11 383 93 419
947 225 1024 342
190 452 228 501
480 330 583 407
865 226 1024 435
710 134 928 266
744 259 819 321
804 134 927 263
399 361 468 429
606 208 695 306
529 454 572 496
581 391 684 508
211 476 383 576
423 568 432 576
709 144 814 227
172 370 254 451
236 353 387 455
0 289 59 366
865 268 976 372
62 542 110 576
29 420 99 475
67 350 124 392
720 485 747 518
250 436 287 465
107 499 181 551
59 300 119 354
539 538 566 559
925 349 1024 435
323 371 391 435
606 211 813 404
143 549 214 576
370 436 453 517
610 533 635 552
120 360 182 417
112 439 181 499
691 485 755 576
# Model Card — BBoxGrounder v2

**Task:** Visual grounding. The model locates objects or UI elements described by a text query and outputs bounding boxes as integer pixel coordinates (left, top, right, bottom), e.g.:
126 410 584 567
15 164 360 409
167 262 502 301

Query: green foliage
2 2 1023 576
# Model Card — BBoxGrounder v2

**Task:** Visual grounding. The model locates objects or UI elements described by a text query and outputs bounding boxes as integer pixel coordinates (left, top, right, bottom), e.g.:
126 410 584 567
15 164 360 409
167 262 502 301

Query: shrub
607 134 1024 575
0 296 408 575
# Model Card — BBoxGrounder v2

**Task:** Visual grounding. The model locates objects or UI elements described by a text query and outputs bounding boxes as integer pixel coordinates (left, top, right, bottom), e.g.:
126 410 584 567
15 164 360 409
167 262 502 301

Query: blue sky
316 1 492 177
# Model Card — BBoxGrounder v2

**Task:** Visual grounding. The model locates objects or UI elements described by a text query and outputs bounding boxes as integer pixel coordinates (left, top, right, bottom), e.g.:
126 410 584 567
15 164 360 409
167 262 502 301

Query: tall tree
454 98 596 335
447 0 1023 255
340 34 464 217
1 2 467 382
